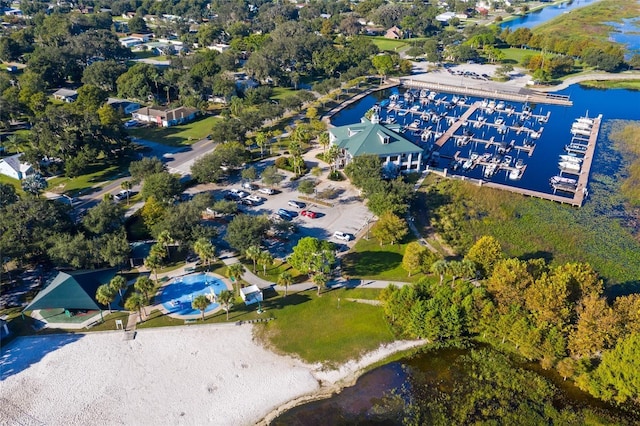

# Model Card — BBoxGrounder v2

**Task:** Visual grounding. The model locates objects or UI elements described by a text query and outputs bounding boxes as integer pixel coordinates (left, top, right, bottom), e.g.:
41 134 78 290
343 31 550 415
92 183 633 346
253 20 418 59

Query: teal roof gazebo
23 269 118 314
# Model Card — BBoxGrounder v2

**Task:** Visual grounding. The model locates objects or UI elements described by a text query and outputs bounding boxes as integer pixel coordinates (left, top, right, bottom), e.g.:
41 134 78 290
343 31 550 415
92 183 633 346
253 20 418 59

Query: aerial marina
365 86 602 207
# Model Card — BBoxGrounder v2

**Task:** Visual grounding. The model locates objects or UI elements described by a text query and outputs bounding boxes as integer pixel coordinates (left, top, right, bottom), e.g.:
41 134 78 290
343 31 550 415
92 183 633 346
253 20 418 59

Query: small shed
240 285 263 306
53 88 78 103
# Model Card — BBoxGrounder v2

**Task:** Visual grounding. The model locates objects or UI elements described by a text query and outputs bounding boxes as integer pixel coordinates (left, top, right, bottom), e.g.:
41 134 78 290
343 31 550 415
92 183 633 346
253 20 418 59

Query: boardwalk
400 79 572 106
435 102 480 148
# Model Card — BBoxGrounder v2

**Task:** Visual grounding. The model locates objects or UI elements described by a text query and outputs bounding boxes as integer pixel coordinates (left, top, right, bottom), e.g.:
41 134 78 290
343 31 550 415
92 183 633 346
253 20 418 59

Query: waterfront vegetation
418 161 640 289
580 79 640 90
610 122 640 205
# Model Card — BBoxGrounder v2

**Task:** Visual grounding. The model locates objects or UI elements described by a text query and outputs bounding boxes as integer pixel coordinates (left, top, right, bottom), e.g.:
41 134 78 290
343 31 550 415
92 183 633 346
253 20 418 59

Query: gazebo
23 269 118 322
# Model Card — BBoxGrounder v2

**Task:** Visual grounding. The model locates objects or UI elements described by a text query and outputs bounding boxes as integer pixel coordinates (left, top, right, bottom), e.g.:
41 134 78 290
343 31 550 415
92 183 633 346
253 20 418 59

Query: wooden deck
435 102 480 148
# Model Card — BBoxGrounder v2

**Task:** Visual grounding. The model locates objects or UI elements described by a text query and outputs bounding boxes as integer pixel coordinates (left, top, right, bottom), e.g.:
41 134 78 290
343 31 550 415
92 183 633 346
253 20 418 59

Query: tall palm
134 276 155 302
156 230 174 259
109 275 127 300
430 260 448 285
218 289 234 321
125 292 146 321
120 181 132 205
258 250 273 276
447 260 464 287
96 284 116 312
318 132 329 154
461 259 477 282
144 250 163 283
193 238 216 268
227 263 245 295
312 272 329 297
327 144 340 172
192 295 210 321
255 131 267 157
277 270 293 297
244 245 261 273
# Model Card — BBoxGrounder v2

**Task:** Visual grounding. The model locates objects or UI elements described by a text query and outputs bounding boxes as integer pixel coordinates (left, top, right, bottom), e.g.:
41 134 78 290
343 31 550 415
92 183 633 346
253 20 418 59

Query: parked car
242 182 258 190
333 231 352 241
113 189 132 202
258 187 275 195
230 189 248 198
288 200 305 209
277 208 293 220
244 195 263 204
300 210 317 218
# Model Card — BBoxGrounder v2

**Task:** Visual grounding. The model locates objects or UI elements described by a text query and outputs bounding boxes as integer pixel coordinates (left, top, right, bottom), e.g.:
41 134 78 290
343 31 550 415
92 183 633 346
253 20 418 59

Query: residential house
131 106 199 127
53 88 78 103
207 43 231 53
107 98 141 115
385 26 403 39
329 114 423 173
0 153 34 180
119 37 143 48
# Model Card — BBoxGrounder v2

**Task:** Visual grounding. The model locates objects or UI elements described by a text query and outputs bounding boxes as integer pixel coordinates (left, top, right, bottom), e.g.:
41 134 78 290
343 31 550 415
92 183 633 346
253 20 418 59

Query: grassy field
365 36 409 52
271 87 298 101
47 162 127 195
0 174 22 194
341 237 425 283
127 115 220 146
418 121 640 293
254 288 395 365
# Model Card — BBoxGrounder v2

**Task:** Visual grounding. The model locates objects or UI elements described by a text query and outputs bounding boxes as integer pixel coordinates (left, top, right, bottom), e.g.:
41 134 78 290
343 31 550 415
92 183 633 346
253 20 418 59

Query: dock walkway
400 79 572 106
435 102 480 148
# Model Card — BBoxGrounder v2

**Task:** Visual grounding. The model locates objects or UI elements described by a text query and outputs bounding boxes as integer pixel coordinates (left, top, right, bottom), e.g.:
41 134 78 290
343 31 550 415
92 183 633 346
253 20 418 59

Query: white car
244 195 263 203
258 187 275 195
229 189 248 198
113 190 132 202
333 231 352 241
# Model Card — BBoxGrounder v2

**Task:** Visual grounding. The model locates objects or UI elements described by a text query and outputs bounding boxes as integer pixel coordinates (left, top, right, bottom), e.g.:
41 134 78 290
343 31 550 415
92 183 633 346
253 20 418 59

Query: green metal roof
23 269 117 312
330 119 423 157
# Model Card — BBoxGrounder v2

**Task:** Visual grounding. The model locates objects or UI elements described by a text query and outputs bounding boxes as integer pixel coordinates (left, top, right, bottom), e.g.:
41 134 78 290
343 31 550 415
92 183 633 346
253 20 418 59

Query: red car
300 210 317 218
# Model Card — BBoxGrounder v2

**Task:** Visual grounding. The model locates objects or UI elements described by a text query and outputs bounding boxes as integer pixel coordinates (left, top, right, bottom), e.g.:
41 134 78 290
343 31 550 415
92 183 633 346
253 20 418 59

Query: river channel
499 0 601 31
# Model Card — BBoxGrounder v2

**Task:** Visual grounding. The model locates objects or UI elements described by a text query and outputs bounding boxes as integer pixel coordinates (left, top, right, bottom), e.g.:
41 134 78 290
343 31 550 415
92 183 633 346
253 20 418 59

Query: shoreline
0 323 426 426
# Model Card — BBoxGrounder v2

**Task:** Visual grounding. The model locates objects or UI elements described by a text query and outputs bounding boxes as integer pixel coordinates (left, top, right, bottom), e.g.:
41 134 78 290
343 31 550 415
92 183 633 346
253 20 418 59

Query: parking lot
192 171 373 259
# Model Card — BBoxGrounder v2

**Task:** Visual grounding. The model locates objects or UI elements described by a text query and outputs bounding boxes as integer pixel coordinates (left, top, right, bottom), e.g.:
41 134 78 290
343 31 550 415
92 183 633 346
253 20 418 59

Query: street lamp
365 217 372 240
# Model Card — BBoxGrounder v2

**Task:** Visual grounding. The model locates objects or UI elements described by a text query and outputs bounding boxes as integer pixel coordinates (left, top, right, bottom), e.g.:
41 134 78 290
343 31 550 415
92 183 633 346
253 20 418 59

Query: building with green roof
329 114 424 173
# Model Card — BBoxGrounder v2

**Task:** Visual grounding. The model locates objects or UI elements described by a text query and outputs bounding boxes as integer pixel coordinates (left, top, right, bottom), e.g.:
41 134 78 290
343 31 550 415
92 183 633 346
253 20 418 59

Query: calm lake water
499 0 600 31
331 85 640 199
607 18 640 59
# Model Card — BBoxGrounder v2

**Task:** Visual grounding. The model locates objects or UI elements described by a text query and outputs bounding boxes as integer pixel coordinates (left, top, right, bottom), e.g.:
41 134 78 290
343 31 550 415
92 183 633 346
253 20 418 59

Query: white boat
576 116 594 126
428 91 437 100
462 158 474 170
505 105 516 115
558 161 581 171
494 117 504 125
498 124 508 134
559 154 582 163
565 143 588 153
572 121 592 130
496 101 505 111
550 175 577 185
530 130 542 139
571 127 591 137
398 109 408 116
515 159 524 169
484 163 497 178
509 168 522 180
502 155 512 166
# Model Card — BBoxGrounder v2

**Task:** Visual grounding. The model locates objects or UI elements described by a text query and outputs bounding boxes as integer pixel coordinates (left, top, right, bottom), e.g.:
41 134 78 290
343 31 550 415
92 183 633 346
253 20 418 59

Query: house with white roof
0 153 33 180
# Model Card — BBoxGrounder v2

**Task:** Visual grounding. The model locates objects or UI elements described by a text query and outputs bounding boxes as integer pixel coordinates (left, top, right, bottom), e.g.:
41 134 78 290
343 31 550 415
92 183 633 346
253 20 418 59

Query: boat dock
435 102 480 147
399 78 573 106
432 114 602 207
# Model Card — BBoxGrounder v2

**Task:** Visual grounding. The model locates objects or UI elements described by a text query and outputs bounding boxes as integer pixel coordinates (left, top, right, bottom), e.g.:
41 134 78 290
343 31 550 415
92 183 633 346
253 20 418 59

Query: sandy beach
0 324 423 425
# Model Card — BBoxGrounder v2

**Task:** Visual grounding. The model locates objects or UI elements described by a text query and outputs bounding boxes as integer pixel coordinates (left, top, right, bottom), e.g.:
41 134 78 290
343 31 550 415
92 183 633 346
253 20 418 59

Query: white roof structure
240 285 263 306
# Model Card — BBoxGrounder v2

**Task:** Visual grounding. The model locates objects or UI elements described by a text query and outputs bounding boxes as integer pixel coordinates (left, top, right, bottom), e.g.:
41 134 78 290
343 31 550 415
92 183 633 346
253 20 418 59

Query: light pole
365 217 372 240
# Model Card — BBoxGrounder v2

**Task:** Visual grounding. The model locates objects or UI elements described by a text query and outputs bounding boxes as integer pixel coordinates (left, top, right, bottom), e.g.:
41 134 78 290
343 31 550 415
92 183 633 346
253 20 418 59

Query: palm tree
277 270 293 297
134 276 155 302
125 292 146 321
326 144 340 172
96 284 116 312
430 260 448 285
191 295 210 321
318 132 330 154
447 260 464 287
255 131 268 157
461 259 477 283
312 272 329 297
120 180 132 205
258 250 273 276
218 289 234 321
193 238 216 268
244 245 261 273
109 275 127 300
227 263 245 295
144 250 163 283
156 230 174 259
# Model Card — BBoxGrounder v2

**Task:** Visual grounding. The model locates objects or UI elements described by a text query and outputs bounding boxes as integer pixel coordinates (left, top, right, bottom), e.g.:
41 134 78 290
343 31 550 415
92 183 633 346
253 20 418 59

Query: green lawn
240 258 306 284
366 36 409 52
255 288 395 365
47 162 127 195
0 174 22 194
271 87 298 101
341 237 424 283
127 115 220 146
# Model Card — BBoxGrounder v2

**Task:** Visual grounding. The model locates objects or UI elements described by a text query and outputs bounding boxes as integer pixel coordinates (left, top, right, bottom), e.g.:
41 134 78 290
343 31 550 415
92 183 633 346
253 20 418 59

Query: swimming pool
158 273 229 316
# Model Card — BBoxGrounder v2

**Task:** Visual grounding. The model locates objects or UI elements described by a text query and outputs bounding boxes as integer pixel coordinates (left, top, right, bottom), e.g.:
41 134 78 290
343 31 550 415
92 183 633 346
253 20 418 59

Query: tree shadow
0 332 83 381
605 280 640 300
341 251 403 276
518 251 554 263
